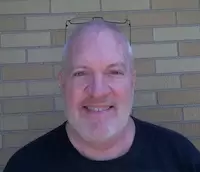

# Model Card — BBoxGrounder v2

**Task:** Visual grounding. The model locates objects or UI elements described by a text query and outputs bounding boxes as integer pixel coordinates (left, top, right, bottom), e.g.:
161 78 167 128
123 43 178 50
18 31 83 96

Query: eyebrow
73 62 127 70
107 62 126 69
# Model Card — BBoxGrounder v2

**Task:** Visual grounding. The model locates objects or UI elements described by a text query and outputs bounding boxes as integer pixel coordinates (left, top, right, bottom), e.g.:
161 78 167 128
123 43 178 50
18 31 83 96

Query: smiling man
59 20 136 161
3 19 200 172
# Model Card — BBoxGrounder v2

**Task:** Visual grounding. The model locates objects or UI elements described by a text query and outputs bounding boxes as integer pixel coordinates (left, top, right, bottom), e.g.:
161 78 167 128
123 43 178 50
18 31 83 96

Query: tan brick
136 76 180 90
134 108 182 122
118 27 130 43
0 148 18 166
159 123 183 134
1 32 51 47
182 123 200 137
152 0 198 9
55 97 64 111
156 58 200 73
54 65 62 77
28 112 65 130
76 12 127 20
0 1 49 14
0 135 2 149
28 81 60 95
102 12 128 21
154 27 200 41
131 28 153 43
184 107 200 121
0 16 24 31
102 0 149 11
26 15 75 30
191 139 200 150
2 64 53 80
51 0 100 13
28 48 63 63
0 82 27 97
0 115 28 131
181 74 200 88
177 11 200 24
135 59 155 75
3 131 45 148
51 30 65 46
3 98 54 113
128 12 175 26
0 49 25 64
133 43 177 58
158 90 200 105
134 92 156 107
179 42 200 56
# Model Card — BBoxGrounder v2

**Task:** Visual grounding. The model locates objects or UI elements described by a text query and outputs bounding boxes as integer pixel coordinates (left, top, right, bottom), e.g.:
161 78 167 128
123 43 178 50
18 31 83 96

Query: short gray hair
62 19 134 68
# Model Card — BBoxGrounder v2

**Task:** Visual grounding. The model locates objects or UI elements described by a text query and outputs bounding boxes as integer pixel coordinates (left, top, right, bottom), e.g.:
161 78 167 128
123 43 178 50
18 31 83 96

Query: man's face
59 29 136 143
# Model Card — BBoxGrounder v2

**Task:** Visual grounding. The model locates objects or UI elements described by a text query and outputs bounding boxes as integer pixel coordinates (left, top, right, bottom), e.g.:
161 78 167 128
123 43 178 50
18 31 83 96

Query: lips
81 105 115 120
83 106 113 112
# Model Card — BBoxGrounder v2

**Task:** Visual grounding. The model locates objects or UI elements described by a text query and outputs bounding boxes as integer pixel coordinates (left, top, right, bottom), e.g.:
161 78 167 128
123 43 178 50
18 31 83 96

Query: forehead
69 29 128 67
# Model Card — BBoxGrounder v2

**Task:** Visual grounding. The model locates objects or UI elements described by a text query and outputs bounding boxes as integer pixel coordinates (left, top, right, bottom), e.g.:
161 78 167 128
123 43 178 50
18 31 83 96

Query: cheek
110 81 133 100
64 83 84 108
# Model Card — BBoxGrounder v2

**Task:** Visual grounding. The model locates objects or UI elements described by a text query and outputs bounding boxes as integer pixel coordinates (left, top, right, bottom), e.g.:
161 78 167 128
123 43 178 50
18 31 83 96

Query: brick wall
0 0 200 170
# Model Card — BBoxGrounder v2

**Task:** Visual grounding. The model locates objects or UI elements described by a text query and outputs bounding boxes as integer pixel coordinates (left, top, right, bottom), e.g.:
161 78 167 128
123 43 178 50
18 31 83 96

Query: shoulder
133 117 200 170
134 117 185 141
3 122 67 172
134 116 197 151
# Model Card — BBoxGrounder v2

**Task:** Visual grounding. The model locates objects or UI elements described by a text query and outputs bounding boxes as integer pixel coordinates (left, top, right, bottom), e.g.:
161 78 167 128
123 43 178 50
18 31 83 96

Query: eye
73 71 86 77
110 70 124 75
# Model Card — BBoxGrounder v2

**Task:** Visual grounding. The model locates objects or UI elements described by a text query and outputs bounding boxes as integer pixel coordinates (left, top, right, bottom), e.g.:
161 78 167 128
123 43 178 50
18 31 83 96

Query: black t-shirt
3 117 200 172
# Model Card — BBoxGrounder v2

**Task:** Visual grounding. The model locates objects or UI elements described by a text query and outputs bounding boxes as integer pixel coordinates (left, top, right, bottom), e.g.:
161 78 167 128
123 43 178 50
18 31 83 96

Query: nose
85 74 110 98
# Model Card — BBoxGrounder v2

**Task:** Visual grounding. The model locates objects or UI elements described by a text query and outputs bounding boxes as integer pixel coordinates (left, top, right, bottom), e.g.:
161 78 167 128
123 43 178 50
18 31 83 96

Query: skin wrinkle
58 19 136 161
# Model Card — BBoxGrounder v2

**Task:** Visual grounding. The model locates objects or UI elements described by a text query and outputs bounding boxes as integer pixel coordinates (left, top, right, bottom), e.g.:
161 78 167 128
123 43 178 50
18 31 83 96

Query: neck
66 117 135 161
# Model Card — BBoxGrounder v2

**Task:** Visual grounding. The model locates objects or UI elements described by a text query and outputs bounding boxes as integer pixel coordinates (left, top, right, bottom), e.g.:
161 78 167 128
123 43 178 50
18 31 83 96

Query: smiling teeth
87 107 110 112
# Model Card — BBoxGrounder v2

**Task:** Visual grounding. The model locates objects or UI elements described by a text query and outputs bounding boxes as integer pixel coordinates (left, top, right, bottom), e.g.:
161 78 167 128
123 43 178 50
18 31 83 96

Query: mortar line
99 0 102 11
149 0 153 9
49 0 52 13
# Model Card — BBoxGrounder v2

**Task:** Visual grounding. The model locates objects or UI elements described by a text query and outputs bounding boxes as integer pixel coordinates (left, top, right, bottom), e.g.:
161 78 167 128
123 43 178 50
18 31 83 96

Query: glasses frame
65 16 132 45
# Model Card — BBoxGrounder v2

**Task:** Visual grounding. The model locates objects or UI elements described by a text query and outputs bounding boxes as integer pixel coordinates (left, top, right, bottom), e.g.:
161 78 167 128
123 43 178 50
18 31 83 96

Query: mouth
82 106 114 112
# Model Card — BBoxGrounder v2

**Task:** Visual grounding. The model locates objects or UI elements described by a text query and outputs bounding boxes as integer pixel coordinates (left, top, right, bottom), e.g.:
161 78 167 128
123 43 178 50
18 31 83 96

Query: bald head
62 19 133 71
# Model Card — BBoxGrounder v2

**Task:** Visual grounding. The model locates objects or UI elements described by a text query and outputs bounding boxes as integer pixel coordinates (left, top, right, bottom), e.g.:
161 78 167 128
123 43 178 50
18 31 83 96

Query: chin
77 123 121 143
68 112 129 142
